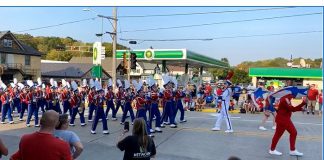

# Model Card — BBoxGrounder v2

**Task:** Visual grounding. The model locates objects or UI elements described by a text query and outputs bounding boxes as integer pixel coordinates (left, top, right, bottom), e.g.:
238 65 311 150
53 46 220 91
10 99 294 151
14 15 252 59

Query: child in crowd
229 99 235 111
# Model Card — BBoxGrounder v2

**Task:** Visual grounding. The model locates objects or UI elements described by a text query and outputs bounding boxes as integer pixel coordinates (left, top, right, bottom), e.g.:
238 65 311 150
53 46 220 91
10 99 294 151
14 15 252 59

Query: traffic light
130 52 137 69
123 52 127 69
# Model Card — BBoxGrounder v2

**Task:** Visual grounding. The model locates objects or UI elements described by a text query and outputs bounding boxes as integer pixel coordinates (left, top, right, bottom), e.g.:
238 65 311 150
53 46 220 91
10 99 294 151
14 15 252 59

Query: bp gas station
116 48 229 75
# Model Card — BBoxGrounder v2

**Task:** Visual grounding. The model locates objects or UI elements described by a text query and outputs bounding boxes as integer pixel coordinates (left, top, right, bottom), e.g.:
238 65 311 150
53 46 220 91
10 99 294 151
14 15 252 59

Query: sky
0 7 322 65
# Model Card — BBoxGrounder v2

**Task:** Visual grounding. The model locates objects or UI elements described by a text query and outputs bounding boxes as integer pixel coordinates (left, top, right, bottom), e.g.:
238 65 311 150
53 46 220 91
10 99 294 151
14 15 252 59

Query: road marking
179 127 322 142
187 116 323 126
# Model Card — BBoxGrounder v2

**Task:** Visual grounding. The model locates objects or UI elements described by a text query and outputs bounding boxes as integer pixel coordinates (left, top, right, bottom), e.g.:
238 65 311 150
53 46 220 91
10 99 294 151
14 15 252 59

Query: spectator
267 82 275 92
307 84 319 115
0 138 8 158
10 110 72 160
117 118 156 160
54 114 83 159
319 90 322 116
232 84 242 105
229 99 235 111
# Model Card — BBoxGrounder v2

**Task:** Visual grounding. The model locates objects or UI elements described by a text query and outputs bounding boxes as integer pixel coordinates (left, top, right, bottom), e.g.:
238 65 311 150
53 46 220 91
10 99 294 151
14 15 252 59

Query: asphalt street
0 110 322 160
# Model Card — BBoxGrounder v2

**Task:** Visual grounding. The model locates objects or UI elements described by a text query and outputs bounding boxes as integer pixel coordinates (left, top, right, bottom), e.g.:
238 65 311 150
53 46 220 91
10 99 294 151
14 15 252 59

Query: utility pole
128 50 131 81
112 7 117 90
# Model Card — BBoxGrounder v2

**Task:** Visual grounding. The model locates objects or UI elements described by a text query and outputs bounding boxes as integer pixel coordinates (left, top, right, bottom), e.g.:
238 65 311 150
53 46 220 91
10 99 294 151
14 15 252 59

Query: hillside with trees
14 33 128 61
210 57 322 84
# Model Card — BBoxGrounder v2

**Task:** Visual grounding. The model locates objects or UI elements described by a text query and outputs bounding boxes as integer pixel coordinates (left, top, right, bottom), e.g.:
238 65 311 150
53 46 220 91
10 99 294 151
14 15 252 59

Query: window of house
136 69 140 73
25 55 31 65
0 53 6 64
3 39 13 48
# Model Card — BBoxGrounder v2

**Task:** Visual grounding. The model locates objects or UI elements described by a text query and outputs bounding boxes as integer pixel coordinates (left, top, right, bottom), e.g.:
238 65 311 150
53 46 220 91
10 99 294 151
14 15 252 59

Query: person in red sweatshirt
269 94 306 156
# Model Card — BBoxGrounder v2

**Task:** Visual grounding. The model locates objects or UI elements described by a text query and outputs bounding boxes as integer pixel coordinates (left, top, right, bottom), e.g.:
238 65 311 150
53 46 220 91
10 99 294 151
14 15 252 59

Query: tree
231 68 250 84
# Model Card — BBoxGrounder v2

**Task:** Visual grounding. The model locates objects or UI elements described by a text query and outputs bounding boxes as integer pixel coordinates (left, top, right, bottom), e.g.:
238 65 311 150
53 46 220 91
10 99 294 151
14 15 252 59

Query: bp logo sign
145 49 154 60
93 48 98 61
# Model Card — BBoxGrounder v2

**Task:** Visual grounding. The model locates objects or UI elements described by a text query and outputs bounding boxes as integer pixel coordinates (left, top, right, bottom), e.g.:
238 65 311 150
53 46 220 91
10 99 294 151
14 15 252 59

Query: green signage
92 65 102 78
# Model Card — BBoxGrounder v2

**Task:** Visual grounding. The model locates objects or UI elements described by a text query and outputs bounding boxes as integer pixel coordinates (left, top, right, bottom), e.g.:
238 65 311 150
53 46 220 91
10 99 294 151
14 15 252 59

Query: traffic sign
92 65 102 78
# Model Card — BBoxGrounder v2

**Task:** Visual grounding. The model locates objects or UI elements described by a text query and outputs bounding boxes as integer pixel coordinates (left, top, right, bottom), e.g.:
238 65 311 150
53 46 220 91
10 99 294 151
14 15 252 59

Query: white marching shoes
289 150 303 156
211 127 220 131
225 129 233 133
259 126 267 131
269 150 282 156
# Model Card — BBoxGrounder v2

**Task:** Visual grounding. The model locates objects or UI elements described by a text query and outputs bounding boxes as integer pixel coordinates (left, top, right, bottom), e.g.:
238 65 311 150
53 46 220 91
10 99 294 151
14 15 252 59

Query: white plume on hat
10 83 15 88
132 80 138 89
117 79 123 88
162 74 170 86
82 79 87 87
136 80 143 92
18 83 24 90
71 81 78 91
1 83 7 91
42 84 45 89
124 80 130 90
50 78 54 87
37 77 42 86
13 78 17 85
89 79 95 88
66 81 71 89
27 80 34 88
108 79 113 87
62 79 67 88
54 81 58 88
95 80 102 91
146 76 156 87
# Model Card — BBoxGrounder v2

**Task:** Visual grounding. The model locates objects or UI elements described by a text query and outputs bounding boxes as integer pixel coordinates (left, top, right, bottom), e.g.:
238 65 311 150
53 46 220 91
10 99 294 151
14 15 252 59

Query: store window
25 55 31 65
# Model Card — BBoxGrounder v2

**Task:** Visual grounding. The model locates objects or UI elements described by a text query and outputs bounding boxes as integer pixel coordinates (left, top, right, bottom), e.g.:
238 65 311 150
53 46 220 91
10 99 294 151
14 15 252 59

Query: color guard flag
269 86 308 99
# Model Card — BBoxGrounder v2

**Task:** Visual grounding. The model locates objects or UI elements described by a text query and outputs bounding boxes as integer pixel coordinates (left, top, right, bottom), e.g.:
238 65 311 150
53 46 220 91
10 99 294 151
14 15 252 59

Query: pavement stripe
187 116 323 126
179 127 322 142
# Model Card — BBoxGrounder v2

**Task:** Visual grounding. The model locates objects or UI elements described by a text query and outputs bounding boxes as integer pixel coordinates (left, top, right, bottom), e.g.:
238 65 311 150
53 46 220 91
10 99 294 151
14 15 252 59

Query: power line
16 17 98 33
119 30 322 42
119 7 295 18
120 12 322 33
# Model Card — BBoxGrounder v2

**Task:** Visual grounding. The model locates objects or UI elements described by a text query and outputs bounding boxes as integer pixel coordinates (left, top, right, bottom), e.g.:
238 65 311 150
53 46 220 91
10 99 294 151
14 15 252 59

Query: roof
116 49 229 68
69 57 122 74
168 65 185 72
138 62 156 70
249 67 323 79
41 63 93 78
0 31 42 56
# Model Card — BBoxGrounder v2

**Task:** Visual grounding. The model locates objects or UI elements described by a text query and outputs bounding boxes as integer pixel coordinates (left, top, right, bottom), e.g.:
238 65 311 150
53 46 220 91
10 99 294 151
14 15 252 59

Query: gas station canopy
116 49 229 69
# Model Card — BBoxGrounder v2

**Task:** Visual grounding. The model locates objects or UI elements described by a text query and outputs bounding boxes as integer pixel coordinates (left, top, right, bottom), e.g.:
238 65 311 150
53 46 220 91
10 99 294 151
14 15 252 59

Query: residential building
0 31 42 83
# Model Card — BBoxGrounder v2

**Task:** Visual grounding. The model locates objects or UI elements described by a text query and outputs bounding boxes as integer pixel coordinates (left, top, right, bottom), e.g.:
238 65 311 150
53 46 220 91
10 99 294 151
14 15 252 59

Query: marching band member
105 79 116 120
269 84 307 156
18 83 28 121
69 81 86 126
146 76 162 133
212 80 234 133
133 80 153 136
88 79 96 122
10 79 21 117
114 79 125 120
26 80 40 127
61 79 72 117
174 81 187 123
47 79 62 113
160 75 177 128
1 82 14 124
36 78 45 114
120 80 135 124
91 80 109 134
